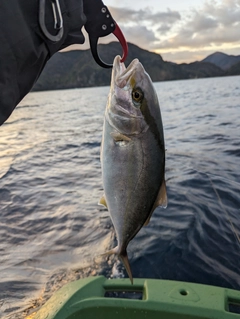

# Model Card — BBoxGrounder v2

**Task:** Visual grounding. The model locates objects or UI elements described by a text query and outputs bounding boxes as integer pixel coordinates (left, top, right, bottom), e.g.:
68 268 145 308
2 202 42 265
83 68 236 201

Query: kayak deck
33 276 240 319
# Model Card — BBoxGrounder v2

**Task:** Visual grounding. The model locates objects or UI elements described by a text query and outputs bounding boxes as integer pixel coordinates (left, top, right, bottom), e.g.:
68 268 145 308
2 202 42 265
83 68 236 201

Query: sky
67 0 240 63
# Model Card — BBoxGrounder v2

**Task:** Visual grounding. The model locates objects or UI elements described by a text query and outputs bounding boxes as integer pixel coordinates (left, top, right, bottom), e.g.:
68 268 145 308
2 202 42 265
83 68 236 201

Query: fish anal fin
144 179 168 226
98 195 108 208
111 132 131 142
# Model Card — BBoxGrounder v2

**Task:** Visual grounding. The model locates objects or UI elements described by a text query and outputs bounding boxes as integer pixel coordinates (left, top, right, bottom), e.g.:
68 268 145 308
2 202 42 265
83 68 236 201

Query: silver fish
100 55 167 283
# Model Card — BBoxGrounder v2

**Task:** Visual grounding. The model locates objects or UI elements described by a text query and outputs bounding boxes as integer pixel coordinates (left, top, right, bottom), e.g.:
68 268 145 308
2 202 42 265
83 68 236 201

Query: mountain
178 61 225 78
32 42 226 91
226 60 240 76
202 52 240 70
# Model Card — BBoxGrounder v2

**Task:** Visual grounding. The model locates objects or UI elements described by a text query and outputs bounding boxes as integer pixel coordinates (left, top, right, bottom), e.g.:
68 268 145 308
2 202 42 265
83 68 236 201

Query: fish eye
132 88 143 106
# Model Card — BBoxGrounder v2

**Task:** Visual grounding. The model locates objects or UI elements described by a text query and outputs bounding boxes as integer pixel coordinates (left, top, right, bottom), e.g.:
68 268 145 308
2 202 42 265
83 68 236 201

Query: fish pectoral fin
144 215 152 226
101 246 118 257
98 195 108 208
144 179 168 226
157 179 168 209
110 132 131 142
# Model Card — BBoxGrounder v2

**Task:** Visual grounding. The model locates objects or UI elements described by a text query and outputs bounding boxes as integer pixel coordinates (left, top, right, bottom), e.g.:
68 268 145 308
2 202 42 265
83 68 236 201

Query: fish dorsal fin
98 195 108 208
111 132 131 142
144 179 167 226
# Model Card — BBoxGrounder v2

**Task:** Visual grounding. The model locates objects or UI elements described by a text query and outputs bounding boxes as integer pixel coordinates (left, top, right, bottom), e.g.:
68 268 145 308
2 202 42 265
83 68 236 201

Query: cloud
108 6 181 42
202 0 240 26
158 24 240 50
186 13 219 31
157 24 173 34
106 6 182 49
109 6 181 26
120 25 158 47
156 0 240 50
65 1 240 63
161 45 240 64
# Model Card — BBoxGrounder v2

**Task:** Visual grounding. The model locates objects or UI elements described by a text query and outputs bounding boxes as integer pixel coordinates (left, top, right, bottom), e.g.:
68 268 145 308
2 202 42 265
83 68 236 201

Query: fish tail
119 250 133 285
101 247 133 284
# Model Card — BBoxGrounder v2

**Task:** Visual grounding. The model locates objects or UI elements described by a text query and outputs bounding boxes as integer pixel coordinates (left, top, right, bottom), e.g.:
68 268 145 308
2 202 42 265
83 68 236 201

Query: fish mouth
112 55 142 89
108 56 148 134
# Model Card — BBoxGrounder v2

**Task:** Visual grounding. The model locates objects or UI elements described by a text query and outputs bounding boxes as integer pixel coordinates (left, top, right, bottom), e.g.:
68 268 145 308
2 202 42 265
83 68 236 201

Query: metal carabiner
39 0 64 42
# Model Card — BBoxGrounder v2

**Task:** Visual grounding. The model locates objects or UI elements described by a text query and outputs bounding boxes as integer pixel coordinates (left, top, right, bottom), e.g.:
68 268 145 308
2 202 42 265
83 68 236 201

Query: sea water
0 76 239 318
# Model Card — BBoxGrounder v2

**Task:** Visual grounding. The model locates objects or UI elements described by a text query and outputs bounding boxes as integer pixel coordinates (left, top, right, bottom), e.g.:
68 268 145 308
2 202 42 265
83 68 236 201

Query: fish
100 55 167 283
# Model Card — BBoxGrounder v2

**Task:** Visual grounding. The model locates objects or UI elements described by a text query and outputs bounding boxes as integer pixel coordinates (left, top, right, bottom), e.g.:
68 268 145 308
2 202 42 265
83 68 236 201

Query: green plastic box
33 276 240 319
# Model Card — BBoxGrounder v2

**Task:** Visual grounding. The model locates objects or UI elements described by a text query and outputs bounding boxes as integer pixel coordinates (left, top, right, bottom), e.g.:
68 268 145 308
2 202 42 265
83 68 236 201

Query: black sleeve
0 0 86 125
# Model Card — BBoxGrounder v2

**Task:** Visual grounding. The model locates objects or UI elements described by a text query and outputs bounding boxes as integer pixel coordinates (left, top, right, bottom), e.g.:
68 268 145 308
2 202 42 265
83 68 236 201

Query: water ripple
0 77 239 318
